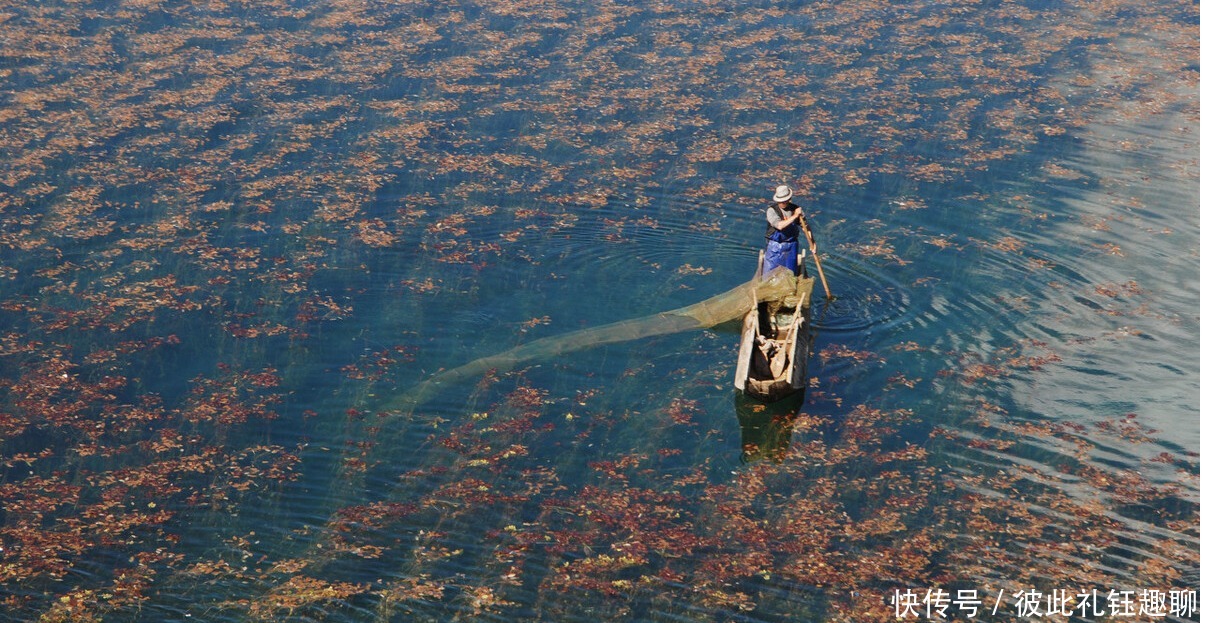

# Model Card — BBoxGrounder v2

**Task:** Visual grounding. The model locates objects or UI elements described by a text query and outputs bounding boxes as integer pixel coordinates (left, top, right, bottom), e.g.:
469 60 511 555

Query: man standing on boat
764 184 815 277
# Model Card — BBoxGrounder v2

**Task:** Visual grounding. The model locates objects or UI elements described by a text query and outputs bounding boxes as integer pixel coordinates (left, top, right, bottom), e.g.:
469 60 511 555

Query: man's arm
768 207 804 231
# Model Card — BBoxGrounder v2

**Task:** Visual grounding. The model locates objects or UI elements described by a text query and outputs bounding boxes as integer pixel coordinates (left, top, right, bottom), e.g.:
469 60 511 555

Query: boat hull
734 253 815 402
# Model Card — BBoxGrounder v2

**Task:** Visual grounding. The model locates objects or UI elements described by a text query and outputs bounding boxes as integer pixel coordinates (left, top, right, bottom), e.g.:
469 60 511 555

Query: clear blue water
0 1 1198 621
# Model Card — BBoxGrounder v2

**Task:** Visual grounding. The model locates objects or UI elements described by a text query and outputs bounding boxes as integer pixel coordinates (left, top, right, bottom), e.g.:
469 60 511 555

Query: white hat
773 185 793 203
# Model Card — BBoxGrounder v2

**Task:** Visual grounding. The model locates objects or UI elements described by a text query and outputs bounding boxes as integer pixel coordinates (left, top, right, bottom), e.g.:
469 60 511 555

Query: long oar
804 229 834 300
812 252 833 300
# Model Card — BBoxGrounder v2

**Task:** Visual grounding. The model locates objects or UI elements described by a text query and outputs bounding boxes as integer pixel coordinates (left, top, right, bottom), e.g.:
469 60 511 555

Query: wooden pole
812 252 833 300
803 229 833 300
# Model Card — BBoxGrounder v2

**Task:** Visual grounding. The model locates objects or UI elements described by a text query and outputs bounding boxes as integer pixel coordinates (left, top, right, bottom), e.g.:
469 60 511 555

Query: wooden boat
734 251 815 402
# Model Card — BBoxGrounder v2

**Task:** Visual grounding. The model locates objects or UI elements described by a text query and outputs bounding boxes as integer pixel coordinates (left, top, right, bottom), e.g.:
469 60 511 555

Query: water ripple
809 252 915 335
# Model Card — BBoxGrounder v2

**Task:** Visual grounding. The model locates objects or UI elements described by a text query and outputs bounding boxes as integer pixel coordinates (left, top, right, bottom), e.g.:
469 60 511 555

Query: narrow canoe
734 252 815 402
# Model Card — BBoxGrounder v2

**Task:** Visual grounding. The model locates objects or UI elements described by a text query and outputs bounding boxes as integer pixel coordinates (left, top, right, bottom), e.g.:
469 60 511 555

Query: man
764 184 815 277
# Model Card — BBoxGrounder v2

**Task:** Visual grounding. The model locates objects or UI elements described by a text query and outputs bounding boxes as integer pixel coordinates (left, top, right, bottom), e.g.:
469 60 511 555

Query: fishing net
390 269 812 412
679 267 808 327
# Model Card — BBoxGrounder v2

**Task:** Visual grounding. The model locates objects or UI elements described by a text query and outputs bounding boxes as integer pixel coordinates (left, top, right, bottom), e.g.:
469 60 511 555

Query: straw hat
772 185 793 203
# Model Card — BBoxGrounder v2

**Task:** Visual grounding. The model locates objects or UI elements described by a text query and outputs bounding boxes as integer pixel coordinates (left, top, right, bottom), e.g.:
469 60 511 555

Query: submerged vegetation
0 0 1197 621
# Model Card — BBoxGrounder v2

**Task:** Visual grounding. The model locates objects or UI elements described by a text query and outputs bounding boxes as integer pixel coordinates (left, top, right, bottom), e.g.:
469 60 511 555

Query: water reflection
734 391 805 464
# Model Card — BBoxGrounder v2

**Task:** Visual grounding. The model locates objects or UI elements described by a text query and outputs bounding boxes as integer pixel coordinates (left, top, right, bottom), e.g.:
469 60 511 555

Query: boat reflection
733 390 806 464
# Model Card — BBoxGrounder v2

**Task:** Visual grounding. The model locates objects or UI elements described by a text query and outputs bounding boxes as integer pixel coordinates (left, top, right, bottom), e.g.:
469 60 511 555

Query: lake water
0 1 1198 621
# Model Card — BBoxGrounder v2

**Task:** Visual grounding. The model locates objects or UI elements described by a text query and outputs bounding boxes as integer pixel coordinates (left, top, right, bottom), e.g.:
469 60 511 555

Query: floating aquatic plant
0 0 1196 620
